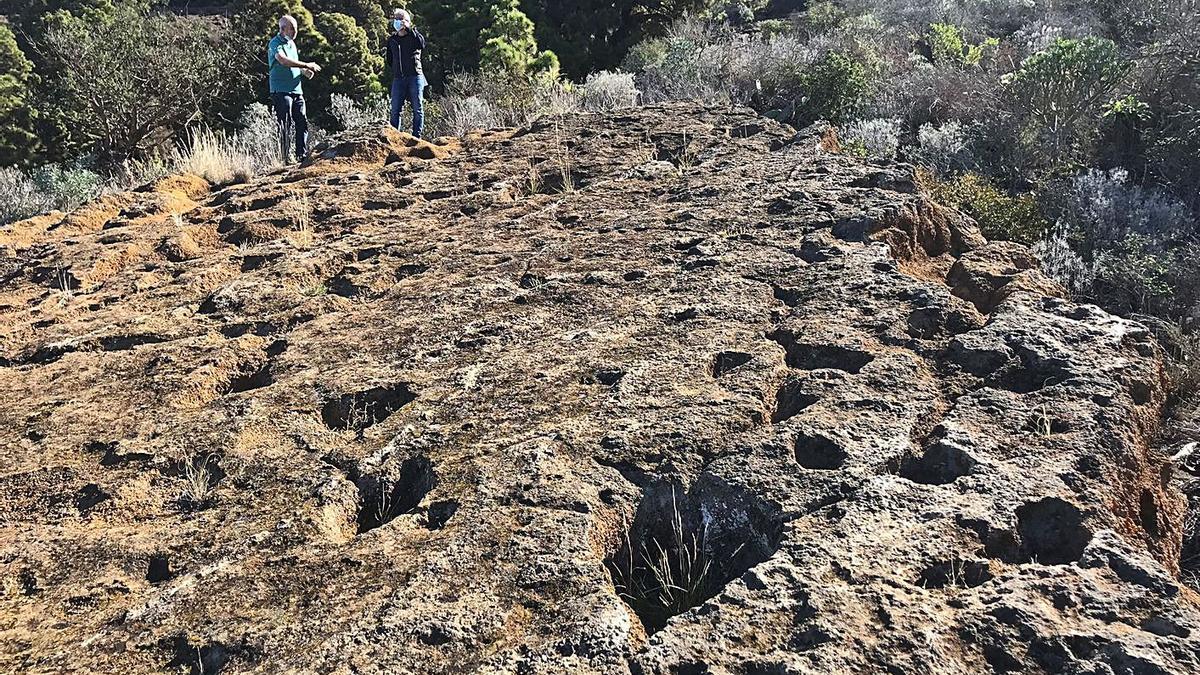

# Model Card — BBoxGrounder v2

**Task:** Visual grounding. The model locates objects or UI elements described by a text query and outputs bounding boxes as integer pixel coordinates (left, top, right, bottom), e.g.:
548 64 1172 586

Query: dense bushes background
1 0 1198 387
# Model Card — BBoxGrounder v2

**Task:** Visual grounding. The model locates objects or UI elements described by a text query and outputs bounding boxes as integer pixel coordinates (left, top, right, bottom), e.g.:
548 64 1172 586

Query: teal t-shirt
268 35 303 94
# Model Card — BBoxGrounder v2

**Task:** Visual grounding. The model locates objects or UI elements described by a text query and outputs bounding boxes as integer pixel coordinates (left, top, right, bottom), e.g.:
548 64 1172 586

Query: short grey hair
279 14 298 29
394 8 411 20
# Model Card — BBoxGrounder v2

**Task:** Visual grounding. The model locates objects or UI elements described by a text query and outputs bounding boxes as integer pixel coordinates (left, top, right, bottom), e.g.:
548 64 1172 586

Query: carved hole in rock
605 483 782 635
168 636 229 675
711 351 752 377
983 644 1024 673
91 440 153 467
794 432 847 470
395 263 428 280
768 330 874 374
906 308 944 340
531 166 585 195
425 499 459 530
1140 489 1160 538
146 554 173 583
239 252 282 272
917 559 993 589
75 483 110 513
321 383 416 434
356 455 435 534
1015 497 1091 564
327 273 367 299
771 383 819 424
227 363 274 394
582 367 625 386
898 441 977 485
990 350 1072 394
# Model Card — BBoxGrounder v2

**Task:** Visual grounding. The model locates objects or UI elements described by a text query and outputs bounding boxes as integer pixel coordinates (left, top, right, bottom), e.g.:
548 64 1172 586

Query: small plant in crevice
525 156 542 196
54 265 75 304
609 490 719 631
606 484 781 634
356 455 435 534
284 191 313 249
321 384 417 437
551 119 576 194
178 454 224 510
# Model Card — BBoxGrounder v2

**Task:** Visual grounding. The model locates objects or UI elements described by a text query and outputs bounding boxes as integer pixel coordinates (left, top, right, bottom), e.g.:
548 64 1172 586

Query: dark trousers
271 92 308 162
390 76 424 138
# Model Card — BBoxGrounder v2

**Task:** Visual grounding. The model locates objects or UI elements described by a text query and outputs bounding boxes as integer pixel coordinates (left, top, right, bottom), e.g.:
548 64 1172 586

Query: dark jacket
385 29 426 80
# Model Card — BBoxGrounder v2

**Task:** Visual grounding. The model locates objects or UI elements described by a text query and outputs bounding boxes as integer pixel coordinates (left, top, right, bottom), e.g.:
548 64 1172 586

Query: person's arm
384 36 394 70
276 50 320 71
409 27 426 51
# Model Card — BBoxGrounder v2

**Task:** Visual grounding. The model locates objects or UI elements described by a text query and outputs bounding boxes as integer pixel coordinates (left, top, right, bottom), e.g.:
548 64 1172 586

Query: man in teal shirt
268 15 321 162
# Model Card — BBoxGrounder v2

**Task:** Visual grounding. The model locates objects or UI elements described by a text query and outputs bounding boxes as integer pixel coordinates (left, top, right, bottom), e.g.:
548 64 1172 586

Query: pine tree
410 0 492 84
479 0 558 80
0 22 39 165
310 0 390 50
311 12 385 103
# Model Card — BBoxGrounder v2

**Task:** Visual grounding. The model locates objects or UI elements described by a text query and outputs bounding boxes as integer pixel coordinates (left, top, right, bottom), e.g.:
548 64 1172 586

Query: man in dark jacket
385 9 427 138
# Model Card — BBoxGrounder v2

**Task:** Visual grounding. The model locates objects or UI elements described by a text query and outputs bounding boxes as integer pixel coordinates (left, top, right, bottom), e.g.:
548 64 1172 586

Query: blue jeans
390 76 425 137
271 92 308 161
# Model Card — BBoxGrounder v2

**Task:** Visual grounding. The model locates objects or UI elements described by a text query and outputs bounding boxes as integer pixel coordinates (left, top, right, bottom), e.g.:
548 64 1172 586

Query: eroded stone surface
1 105 1197 673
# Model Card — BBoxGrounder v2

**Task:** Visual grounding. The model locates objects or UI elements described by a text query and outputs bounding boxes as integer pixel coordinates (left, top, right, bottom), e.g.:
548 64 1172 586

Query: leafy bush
1047 168 1192 254
910 121 977 176
926 23 998 68
1004 37 1129 172
424 72 579 137
425 96 502 137
792 51 870 127
1033 168 1198 318
37 1 240 167
236 103 288 171
1091 233 1176 314
840 118 900 159
1031 223 1093 294
580 71 640 111
924 171 1049 244
632 17 739 104
29 164 106 213
331 94 391 132
0 163 104 226
0 167 52 225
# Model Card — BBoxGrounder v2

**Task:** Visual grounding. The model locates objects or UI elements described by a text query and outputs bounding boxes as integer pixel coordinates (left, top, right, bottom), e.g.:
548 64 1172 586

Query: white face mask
393 19 405 32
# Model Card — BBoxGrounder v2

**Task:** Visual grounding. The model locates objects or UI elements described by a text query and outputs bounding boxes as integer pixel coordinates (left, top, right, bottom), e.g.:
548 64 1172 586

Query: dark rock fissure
227 363 274 394
1015 498 1092 565
794 432 847 470
769 329 874 374
771 384 819 424
917 559 993 589
321 383 417 433
711 351 753 377
605 481 782 634
356 455 435 534
898 439 977 485
168 636 230 675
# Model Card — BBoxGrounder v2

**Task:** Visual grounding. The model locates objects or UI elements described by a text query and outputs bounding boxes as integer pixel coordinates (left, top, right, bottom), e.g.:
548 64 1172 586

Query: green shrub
927 23 997 68
38 0 240 167
757 19 791 40
793 51 869 127
480 0 559 80
1004 37 1129 173
924 171 1049 244
0 22 38 165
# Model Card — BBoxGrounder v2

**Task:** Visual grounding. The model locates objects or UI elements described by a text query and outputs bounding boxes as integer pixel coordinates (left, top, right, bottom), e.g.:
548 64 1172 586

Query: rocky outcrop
1 103 1197 673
